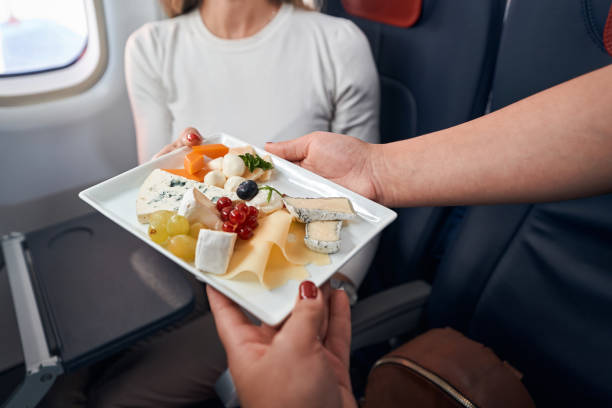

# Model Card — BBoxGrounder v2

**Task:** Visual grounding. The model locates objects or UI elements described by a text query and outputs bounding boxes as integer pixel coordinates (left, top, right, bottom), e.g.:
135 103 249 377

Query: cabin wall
0 0 163 235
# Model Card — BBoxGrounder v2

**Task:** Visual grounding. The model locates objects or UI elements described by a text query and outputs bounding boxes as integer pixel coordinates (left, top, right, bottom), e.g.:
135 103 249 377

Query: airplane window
0 0 88 77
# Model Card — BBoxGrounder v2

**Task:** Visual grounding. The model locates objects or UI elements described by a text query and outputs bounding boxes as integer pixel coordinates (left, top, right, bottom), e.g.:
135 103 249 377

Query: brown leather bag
362 328 536 408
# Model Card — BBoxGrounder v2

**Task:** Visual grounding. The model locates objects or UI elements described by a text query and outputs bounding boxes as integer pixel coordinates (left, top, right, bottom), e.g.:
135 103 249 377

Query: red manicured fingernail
299 281 317 300
186 132 201 143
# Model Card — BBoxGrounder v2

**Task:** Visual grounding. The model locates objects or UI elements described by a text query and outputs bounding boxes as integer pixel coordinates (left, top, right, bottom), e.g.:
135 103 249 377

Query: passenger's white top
125 4 380 163
125 5 380 288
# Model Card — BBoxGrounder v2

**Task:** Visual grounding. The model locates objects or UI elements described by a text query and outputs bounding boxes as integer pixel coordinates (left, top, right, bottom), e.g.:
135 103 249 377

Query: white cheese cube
195 230 236 275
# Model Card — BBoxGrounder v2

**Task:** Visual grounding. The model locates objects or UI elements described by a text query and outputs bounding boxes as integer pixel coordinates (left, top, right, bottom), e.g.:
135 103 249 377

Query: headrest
604 3 612 56
340 0 422 28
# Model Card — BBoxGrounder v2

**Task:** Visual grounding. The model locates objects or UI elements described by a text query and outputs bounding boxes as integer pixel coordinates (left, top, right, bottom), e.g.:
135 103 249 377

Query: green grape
167 235 196 262
148 224 169 245
167 214 190 236
189 222 205 239
149 210 173 229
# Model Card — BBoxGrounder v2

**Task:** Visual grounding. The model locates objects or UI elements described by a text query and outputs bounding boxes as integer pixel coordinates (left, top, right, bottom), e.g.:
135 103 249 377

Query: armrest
1 233 62 408
351 280 431 351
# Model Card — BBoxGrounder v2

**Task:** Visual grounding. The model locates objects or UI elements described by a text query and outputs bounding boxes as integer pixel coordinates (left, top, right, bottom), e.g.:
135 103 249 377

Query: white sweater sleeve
330 20 380 144
125 25 173 164
329 21 381 289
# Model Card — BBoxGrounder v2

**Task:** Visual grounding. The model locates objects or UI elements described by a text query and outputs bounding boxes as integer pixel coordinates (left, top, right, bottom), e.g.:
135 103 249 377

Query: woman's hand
152 127 203 159
265 132 382 202
207 281 357 408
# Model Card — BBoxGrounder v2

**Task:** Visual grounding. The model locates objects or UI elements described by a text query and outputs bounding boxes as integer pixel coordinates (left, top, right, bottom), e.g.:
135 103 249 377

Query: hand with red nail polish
207 281 356 408
299 280 317 299
152 127 203 159
265 131 380 202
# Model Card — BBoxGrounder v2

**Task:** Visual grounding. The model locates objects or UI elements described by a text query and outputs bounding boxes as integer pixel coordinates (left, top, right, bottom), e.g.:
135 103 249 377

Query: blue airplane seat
323 0 506 293
427 0 612 405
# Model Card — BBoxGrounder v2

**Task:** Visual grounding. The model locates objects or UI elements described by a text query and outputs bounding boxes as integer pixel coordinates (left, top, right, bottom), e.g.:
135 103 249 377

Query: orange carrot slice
184 151 204 175
191 144 229 159
190 168 208 182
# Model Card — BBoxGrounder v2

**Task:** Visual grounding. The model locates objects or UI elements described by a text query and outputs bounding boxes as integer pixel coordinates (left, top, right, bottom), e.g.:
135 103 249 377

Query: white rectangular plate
79 133 397 325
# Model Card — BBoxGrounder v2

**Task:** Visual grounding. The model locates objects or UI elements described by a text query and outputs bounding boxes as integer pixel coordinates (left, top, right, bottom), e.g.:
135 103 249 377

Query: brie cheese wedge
247 188 283 214
304 221 343 254
178 188 222 230
195 229 236 275
283 197 356 223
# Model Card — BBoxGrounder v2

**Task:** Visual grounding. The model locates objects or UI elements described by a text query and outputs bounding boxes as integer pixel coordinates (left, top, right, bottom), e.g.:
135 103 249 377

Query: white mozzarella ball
204 170 227 188
222 154 246 177
208 157 223 171
224 176 246 192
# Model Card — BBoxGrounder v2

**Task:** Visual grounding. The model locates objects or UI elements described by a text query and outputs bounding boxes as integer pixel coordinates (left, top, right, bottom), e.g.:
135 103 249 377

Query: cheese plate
79 133 397 325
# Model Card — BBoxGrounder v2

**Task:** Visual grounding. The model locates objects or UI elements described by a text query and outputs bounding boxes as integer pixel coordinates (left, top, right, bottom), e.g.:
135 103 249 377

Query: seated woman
84 0 380 406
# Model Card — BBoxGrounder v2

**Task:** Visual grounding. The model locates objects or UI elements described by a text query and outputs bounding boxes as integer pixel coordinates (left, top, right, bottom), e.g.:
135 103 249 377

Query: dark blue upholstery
324 0 506 290
326 0 506 137
429 0 612 406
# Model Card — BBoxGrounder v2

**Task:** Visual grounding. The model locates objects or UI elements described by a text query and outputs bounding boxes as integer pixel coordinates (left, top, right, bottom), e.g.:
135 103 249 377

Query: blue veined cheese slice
195 229 236 275
283 197 356 223
136 169 237 223
304 221 343 254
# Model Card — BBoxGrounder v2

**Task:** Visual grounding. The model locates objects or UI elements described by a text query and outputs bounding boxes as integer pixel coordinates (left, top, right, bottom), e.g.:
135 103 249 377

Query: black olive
237 180 259 200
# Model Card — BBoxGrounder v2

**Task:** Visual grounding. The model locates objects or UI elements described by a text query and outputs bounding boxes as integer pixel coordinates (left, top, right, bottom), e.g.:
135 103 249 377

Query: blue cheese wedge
137 169 237 223
195 229 236 275
283 197 356 223
304 221 343 254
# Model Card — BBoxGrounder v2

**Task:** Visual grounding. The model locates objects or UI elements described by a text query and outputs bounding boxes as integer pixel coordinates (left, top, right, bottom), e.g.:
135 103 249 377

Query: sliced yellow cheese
222 210 329 289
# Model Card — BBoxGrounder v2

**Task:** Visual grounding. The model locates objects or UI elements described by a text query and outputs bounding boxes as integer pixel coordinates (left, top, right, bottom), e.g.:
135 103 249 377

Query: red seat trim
340 0 422 28
604 3 612 56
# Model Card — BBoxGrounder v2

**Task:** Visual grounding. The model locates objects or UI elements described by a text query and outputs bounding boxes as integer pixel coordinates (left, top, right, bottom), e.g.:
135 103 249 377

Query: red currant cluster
216 196 259 240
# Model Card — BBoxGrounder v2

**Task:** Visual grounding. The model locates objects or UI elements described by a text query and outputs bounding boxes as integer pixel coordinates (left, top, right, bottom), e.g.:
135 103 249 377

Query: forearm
372 64 612 207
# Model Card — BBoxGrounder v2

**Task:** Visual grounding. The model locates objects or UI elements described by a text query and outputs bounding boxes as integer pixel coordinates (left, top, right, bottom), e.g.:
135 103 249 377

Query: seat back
428 0 612 405
324 0 506 291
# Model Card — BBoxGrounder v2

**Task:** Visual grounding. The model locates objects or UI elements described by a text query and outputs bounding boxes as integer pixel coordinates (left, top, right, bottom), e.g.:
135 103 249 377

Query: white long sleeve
125 29 173 164
329 20 380 145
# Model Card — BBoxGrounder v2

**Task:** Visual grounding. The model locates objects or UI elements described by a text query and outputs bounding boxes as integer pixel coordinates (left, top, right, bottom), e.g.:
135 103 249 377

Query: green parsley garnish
239 153 274 173
260 186 283 202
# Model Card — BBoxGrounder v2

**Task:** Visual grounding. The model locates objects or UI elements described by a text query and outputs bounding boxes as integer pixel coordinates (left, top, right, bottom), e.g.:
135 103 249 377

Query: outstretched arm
267 64 612 207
